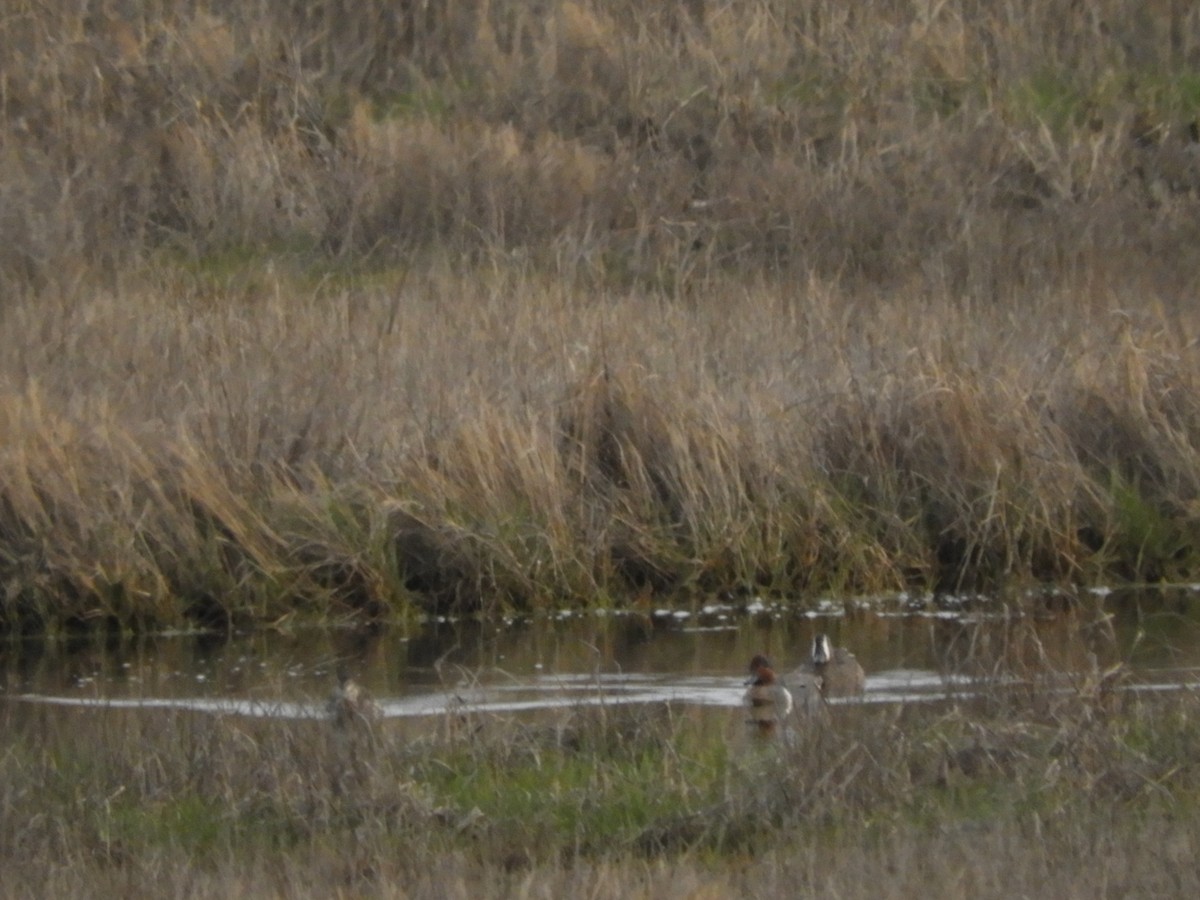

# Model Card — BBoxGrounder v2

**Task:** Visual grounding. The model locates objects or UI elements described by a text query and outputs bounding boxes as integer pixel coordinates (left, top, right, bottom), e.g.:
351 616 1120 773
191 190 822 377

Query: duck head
747 654 776 685
812 634 833 666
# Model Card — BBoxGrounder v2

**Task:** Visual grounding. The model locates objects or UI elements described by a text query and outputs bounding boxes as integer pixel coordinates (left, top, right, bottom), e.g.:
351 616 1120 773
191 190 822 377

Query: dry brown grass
4 1 1199 291
3 2 1200 629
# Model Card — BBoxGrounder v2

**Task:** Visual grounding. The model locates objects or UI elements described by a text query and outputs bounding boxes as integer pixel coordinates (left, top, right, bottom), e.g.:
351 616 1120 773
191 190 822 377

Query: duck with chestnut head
744 655 793 734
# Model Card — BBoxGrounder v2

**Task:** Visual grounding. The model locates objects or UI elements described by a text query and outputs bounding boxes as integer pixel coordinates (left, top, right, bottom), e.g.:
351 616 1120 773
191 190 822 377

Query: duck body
744 654 793 734
794 633 866 699
788 670 824 715
327 670 382 728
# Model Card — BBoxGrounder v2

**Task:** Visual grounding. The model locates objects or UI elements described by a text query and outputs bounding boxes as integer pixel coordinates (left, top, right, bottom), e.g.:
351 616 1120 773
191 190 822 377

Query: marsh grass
5 2 1200 629
3 670 1198 898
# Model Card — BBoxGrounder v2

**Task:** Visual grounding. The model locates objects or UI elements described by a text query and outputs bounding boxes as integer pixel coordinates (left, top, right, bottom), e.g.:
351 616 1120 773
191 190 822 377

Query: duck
794 633 866 699
788 668 824 716
327 666 381 728
744 655 793 734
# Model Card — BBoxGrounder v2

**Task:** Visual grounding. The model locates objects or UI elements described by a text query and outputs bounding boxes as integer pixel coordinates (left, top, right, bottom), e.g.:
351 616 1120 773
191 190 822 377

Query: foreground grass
4 2 1200 629
2 681 1198 898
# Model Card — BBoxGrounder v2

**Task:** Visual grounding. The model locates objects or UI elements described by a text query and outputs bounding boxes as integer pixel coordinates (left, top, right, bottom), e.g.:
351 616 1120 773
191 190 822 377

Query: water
3 587 1200 720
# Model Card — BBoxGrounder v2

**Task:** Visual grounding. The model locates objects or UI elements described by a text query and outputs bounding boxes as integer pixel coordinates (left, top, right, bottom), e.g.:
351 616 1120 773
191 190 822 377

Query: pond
3 587 1200 721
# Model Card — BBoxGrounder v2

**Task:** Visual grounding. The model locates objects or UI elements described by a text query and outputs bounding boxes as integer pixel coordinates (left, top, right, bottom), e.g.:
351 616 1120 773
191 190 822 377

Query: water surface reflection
4 587 1200 719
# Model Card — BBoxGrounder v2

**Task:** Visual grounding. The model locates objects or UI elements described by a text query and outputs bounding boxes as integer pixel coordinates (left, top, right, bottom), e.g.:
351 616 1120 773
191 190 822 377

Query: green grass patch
1108 472 1196 582
1008 69 1095 132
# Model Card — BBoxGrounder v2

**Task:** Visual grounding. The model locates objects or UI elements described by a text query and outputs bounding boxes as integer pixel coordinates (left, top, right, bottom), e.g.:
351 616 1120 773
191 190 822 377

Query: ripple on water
12 666 1200 721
